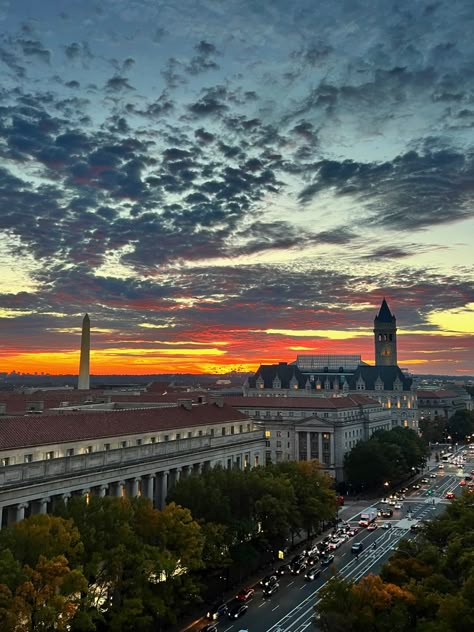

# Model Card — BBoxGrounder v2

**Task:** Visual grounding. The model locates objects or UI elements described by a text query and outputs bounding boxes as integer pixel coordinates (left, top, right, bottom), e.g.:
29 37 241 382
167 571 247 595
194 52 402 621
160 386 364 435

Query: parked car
348 526 359 536
304 566 321 581
227 600 248 620
236 587 255 602
262 582 279 598
206 601 228 620
291 553 306 566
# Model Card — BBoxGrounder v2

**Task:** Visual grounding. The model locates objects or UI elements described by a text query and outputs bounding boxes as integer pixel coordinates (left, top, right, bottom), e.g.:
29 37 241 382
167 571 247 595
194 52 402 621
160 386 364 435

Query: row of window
0 423 255 467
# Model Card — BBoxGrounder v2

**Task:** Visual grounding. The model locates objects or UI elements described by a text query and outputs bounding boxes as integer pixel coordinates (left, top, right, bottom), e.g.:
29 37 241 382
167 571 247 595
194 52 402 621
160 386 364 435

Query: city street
195 446 473 632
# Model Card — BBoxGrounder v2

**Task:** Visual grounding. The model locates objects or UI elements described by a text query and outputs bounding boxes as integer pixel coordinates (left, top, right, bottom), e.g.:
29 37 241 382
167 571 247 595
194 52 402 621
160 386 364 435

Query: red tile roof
0 403 248 450
417 389 460 399
224 394 380 409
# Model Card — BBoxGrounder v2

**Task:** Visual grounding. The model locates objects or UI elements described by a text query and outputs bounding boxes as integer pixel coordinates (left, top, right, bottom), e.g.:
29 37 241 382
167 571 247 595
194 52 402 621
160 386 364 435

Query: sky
0 0 473 377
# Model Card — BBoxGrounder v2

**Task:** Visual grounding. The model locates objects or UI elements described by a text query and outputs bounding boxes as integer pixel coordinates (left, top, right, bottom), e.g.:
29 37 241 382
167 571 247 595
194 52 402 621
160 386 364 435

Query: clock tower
374 299 397 366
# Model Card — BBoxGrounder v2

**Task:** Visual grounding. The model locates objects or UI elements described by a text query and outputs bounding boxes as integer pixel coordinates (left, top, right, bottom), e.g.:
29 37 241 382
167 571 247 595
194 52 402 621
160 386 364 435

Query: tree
447 410 474 442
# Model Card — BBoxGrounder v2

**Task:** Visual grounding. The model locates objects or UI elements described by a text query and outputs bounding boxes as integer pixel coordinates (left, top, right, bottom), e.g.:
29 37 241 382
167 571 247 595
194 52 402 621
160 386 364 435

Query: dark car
236 587 255 602
276 563 291 575
321 554 335 567
206 601 228 620
201 625 218 632
291 560 306 575
410 523 421 532
351 542 363 554
291 553 306 565
227 600 248 620
304 566 321 581
262 582 280 597
381 509 393 518
260 574 277 588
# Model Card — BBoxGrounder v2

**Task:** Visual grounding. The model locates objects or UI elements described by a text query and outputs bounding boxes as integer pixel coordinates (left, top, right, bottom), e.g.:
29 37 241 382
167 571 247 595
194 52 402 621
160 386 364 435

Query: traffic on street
194 444 474 632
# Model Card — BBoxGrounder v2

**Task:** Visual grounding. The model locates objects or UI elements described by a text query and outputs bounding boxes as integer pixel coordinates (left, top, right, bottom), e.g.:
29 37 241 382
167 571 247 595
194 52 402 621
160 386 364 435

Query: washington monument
78 313 90 390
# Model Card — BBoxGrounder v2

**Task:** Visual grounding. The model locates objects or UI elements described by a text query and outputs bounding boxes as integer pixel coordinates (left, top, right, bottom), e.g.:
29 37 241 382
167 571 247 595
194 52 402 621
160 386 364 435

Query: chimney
78 314 90 390
26 400 44 413
177 398 193 410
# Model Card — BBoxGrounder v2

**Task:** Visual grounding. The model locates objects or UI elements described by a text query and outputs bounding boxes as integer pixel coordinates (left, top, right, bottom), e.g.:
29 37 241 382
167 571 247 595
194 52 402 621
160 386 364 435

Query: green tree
447 410 474 442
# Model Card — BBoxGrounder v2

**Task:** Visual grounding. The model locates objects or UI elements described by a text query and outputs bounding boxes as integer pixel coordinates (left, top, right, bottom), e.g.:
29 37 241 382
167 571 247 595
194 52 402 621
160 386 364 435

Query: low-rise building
417 388 473 420
0 400 264 528
226 394 391 481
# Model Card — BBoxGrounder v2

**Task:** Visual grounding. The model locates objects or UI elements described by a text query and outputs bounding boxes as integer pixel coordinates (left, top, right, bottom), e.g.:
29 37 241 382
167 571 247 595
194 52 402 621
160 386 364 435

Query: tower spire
78 313 90 390
373 299 397 366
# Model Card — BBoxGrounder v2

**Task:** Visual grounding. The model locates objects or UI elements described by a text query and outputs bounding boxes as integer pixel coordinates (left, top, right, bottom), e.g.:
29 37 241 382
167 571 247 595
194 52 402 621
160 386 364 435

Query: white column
318 433 323 462
175 468 182 483
62 493 71 505
99 485 108 497
0 505 3 529
143 475 155 501
330 434 335 467
306 432 311 460
114 481 125 497
160 471 169 509
16 503 28 522
39 498 50 514
132 477 141 497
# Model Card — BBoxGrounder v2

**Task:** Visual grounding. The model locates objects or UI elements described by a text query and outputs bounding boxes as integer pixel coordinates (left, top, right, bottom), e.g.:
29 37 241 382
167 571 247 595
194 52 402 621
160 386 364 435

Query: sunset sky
0 0 473 376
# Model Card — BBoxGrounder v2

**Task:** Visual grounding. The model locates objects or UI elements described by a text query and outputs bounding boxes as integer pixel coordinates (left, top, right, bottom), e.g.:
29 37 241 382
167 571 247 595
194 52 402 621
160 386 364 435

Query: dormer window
256 376 264 390
289 376 298 390
272 376 282 389
356 377 365 390
375 377 384 391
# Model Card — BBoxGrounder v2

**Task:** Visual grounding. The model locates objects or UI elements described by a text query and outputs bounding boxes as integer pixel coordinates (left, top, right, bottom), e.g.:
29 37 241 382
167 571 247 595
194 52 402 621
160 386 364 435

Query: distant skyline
0 0 473 376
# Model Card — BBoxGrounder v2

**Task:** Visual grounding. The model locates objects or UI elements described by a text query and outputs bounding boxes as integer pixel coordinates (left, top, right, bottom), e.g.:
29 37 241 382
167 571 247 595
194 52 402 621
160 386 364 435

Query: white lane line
272 605 280 611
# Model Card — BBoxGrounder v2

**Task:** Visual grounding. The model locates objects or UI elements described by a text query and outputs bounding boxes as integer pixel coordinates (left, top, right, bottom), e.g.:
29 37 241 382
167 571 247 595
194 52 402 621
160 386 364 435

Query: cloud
185 40 220 75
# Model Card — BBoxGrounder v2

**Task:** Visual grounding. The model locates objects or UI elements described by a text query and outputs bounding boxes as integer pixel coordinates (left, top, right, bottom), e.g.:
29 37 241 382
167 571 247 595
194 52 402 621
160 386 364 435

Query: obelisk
78 313 90 390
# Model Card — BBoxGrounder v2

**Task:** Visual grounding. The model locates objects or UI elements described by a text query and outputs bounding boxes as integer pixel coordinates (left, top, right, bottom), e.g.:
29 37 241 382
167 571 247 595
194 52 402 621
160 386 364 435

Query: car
381 509 393 518
351 542 363 554
401 487 409 493
460 480 467 486
412 484 421 490
445 492 455 499
291 560 307 575
291 553 306 566
276 563 291 575
320 554 335 566
201 625 218 632
262 582 279 598
227 600 248 620
236 587 255 602
388 499 396 506
429 474 437 478
421 478 429 484
410 523 421 532
306 545 320 558
394 503 403 510
304 566 321 581
259 575 277 588
382 522 392 529
465 475 472 481
367 523 378 531
438 464 445 469
348 527 359 536
328 538 343 550
206 601 229 620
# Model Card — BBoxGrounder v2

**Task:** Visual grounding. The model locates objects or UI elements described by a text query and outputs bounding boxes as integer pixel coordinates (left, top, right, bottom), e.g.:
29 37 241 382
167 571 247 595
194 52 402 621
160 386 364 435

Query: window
265 440 271 447
150 437 156 444
239 425 243 433
276 441 282 448
46 451 55 460
121 441 128 448
276 431 282 437
2 457 10 466
188 431 193 438
255 410 260 417
85 446 93 454
198 430 203 437
210 429 215 437
24 454 33 463
104 443 111 451
247 424 251 432
265 430 271 438
136 439 142 446
66 448 75 457
221 427 226 436
231 426 235 434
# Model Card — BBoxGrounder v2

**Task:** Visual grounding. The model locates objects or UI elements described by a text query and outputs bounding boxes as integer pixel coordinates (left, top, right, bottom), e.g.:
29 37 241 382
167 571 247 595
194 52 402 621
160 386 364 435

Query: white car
394 503 403 510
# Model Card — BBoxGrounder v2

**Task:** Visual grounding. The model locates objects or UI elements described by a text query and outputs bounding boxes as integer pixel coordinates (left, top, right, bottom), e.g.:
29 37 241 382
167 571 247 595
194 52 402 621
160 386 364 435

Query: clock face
382 347 391 356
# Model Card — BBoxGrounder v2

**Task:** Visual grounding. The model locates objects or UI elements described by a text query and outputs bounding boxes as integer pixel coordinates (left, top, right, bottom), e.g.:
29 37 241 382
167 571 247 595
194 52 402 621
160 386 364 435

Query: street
196 445 472 632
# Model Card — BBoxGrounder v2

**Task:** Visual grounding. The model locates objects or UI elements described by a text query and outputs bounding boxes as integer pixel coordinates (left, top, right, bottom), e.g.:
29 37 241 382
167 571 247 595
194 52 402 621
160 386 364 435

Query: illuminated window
265 431 271 438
